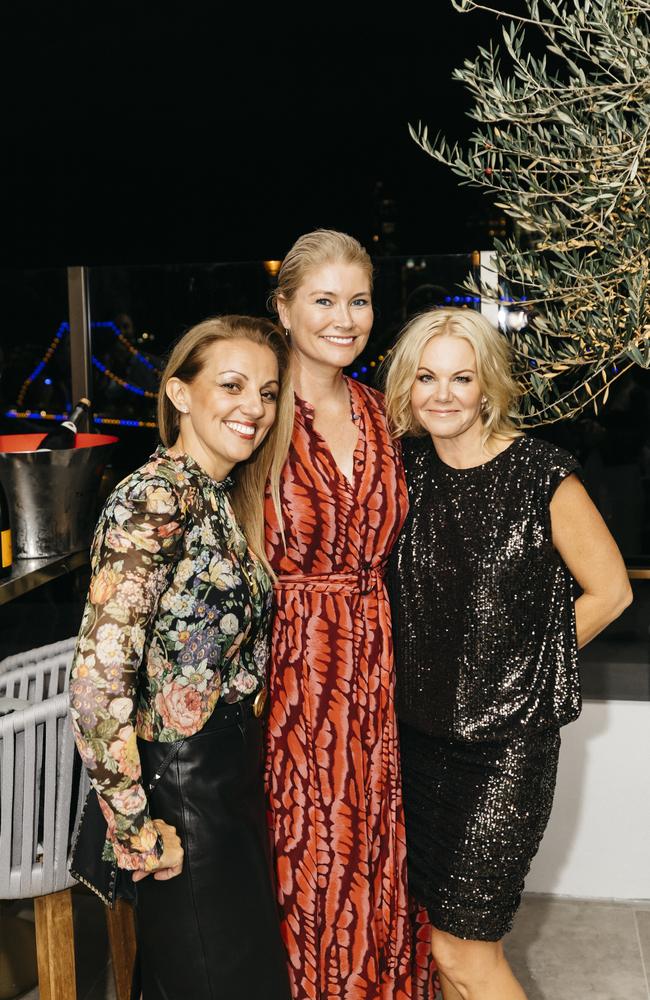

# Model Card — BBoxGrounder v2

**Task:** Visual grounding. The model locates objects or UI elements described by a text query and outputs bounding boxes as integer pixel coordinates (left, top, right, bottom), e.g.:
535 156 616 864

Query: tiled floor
504 896 650 1000
7 891 650 999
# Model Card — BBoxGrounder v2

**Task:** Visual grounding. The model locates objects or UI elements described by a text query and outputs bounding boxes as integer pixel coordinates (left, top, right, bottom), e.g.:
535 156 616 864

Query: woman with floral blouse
70 316 294 1000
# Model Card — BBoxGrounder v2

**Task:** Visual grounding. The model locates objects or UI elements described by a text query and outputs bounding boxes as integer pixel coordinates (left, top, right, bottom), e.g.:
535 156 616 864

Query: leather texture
134 709 290 1000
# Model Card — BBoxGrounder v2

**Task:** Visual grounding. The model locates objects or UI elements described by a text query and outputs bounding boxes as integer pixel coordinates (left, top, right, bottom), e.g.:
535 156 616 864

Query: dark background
0 5 522 268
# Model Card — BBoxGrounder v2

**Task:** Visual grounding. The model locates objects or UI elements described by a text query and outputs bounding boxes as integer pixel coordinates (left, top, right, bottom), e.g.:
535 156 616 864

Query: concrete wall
525 699 650 900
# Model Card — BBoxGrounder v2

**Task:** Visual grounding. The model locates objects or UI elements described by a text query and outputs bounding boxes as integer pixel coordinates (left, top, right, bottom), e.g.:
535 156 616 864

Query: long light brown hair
158 316 293 569
383 307 522 444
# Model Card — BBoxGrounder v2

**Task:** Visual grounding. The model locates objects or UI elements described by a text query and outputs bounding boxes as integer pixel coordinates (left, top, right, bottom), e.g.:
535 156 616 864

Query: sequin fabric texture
388 434 581 940
399 722 560 940
388 435 582 742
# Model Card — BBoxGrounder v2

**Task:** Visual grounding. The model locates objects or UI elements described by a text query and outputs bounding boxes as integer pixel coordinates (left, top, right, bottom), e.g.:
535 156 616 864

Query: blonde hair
158 316 294 570
383 307 521 443
269 228 373 313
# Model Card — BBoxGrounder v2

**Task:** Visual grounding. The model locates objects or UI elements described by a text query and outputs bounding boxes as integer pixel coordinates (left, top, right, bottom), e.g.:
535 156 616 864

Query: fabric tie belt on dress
274 563 386 597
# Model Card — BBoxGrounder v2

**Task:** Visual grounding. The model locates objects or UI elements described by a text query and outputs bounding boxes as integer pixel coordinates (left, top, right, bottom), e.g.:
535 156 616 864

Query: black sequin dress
388 434 582 940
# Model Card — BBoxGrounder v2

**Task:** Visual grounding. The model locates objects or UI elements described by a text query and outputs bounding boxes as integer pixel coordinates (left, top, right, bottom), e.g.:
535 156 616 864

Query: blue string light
19 320 159 401
95 416 145 427
5 409 156 429
5 410 67 423
437 294 482 305
23 320 160 397
93 321 160 373
23 322 68 385
91 355 149 396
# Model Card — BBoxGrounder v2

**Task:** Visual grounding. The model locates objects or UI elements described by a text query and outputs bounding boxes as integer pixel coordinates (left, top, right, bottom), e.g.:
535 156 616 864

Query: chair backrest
0 657 72 704
0 639 88 900
0 637 77 674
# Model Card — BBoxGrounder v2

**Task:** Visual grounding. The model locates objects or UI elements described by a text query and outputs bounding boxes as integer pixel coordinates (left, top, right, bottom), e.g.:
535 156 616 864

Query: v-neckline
295 378 364 490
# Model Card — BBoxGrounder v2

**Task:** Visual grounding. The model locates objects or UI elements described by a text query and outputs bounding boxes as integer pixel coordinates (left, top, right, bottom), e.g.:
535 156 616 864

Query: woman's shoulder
513 435 581 494
108 450 185 516
516 434 579 469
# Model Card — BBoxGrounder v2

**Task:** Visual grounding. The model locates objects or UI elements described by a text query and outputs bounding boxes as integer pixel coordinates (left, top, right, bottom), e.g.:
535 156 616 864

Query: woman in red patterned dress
264 230 435 999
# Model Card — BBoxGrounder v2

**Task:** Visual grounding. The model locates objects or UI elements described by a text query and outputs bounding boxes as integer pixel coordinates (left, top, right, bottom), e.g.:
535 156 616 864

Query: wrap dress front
264 378 435 1000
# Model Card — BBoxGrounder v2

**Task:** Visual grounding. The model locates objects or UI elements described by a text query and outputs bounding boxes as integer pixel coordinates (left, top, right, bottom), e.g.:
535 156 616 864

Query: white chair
0 641 136 1000
0 637 78 675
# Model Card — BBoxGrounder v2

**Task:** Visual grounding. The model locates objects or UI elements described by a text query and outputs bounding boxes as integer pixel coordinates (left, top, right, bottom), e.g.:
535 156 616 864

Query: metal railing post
479 250 499 328
66 267 92 408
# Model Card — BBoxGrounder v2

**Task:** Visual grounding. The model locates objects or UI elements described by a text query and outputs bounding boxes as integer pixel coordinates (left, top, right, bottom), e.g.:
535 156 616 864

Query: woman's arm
550 474 633 648
69 475 184 871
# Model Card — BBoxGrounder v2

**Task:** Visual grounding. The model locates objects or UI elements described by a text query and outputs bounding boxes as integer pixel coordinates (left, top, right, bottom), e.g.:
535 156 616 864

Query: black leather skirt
134 700 290 1000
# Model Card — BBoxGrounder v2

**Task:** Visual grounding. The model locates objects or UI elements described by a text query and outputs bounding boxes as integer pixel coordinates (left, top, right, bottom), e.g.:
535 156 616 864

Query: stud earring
284 328 291 340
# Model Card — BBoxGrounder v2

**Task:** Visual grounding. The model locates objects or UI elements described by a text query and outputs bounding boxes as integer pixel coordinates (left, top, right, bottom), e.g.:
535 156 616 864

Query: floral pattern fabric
69 447 271 871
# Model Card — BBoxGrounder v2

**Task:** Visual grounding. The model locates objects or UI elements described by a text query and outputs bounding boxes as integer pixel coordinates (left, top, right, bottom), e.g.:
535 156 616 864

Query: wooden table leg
105 899 137 1000
33 890 76 1000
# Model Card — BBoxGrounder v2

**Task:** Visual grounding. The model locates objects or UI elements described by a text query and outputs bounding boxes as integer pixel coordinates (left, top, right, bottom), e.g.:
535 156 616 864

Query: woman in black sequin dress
384 308 631 1000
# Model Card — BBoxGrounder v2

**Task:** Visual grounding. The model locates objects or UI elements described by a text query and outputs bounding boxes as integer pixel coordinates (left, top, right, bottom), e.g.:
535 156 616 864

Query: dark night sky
1 6 518 267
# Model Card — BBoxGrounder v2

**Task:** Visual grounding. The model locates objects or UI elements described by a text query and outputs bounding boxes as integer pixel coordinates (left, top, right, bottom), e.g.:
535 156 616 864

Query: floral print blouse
69 447 272 871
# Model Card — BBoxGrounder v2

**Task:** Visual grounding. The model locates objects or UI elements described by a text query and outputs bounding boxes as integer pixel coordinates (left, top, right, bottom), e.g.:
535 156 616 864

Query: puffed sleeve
69 473 185 870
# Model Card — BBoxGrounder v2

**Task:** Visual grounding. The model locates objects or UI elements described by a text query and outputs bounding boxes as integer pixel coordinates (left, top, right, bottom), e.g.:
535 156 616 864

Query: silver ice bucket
0 432 118 558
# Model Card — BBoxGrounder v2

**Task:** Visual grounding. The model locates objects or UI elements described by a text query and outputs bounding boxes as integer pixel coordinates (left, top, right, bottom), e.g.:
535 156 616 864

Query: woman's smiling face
166 338 279 480
277 261 373 373
410 335 484 445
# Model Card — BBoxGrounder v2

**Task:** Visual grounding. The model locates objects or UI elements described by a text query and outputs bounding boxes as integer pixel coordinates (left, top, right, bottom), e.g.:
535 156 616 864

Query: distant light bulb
498 305 529 333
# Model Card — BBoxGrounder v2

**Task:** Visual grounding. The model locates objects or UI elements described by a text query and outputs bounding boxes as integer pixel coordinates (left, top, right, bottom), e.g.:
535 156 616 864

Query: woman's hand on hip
132 819 184 882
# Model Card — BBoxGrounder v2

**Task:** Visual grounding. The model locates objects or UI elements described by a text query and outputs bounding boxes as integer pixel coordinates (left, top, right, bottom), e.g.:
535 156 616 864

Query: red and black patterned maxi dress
264 379 436 1000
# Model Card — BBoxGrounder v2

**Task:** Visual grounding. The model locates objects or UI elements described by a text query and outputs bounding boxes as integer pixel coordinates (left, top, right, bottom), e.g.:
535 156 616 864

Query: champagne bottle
0 482 12 579
37 397 92 451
